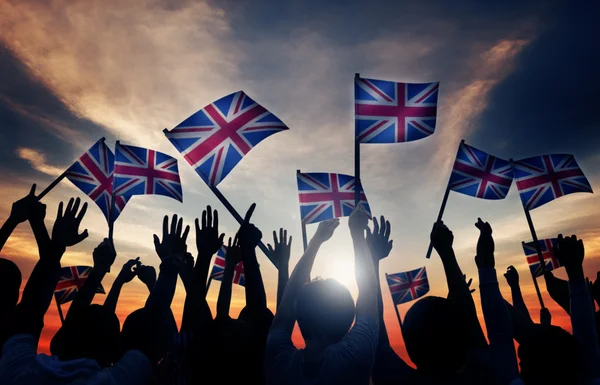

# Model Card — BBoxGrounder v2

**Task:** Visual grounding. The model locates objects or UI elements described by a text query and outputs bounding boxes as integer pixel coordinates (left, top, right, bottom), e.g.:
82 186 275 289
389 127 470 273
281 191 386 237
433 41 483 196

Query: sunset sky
0 0 599 364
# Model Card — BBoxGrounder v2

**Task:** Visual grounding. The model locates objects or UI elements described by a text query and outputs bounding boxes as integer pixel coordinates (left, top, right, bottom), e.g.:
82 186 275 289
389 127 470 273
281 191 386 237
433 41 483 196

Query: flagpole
522 242 546 309
354 73 362 209
425 139 464 259
205 276 213 293
297 170 308 251
107 140 119 242
55 297 65 325
37 137 107 200
386 274 403 330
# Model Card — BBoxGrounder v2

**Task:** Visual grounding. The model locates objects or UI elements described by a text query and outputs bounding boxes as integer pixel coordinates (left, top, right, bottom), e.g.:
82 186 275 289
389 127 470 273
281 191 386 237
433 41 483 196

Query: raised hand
590 272 600 305
226 236 242 266
195 206 225 258
366 215 393 262
474 218 494 269
137 264 157 289
554 234 585 277
267 228 292 269
93 238 117 272
348 205 369 234
51 197 88 248
154 214 190 261
313 218 340 243
504 265 519 287
116 257 141 283
9 184 40 224
430 220 454 255
540 307 552 326
237 203 262 249
464 275 475 293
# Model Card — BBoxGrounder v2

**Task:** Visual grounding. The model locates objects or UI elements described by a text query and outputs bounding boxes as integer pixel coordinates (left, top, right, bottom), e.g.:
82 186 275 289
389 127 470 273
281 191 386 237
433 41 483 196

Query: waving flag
297 172 371 225
449 142 513 200
513 154 592 210
209 246 245 286
113 143 183 202
386 267 429 305
355 76 439 143
65 139 128 222
54 266 105 305
165 91 289 187
523 238 561 277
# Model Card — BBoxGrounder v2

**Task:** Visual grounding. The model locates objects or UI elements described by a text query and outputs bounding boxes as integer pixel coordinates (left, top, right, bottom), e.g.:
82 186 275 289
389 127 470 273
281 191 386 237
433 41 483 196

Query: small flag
355 76 439 143
113 143 183 202
54 266 105 305
386 267 429 305
297 172 371 224
165 91 289 187
65 139 128 222
523 238 561 278
449 142 513 200
512 154 592 210
209 246 245 286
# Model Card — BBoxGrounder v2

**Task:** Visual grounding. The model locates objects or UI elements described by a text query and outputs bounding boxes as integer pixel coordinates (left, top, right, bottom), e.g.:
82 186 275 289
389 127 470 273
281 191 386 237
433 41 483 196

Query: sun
328 259 356 288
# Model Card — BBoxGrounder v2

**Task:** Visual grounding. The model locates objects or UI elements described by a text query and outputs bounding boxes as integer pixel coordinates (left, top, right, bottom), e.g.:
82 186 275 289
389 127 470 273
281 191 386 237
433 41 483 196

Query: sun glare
328 259 356 288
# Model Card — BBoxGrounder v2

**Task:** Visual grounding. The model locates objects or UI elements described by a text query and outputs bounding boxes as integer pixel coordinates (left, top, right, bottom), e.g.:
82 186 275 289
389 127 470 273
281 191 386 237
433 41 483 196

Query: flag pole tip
163 128 170 134
354 73 360 78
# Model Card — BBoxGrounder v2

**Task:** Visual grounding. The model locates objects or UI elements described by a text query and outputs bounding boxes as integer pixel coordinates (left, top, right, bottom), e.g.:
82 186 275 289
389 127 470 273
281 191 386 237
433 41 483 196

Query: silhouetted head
51 304 120 367
0 258 21 311
295 278 355 344
121 308 170 364
518 324 582 385
402 296 469 375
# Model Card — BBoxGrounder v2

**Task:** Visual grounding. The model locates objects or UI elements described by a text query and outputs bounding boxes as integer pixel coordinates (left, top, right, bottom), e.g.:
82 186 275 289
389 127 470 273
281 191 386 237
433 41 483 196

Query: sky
0 0 599 362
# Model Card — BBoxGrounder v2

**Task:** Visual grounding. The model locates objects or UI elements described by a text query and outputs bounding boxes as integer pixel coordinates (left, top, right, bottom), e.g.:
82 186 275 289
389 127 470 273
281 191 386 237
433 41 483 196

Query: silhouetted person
0 258 21 354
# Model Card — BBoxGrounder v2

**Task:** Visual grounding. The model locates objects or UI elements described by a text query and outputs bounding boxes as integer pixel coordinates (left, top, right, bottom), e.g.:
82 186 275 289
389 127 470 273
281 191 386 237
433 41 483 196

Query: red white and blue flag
512 154 592 210
386 267 429 305
165 91 289 187
523 238 561 278
209 246 245 287
297 172 371 225
113 143 183 202
54 266 105 305
65 139 128 222
355 76 439 143
449 142 513 200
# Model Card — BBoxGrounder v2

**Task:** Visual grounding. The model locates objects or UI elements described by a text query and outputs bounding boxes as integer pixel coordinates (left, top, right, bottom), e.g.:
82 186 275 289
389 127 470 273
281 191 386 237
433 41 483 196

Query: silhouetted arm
268 229 291 309
216 239 240 320
0 185 39 252
543 271 571 314
104 258 141 313
504 266 533 323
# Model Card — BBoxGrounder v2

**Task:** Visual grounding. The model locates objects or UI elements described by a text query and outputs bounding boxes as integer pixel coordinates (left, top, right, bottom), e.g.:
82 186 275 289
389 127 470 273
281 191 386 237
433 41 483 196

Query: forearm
545 274 571 314
146 267 178 313
509 284 533 323
194 254 211 297
216 264 235 319
374 263 391 348
242 249 267 310
353 233 378 321
276 262 289 309
67 268 106 320
181 272 213 332
103 279 124 313
0 216 18 251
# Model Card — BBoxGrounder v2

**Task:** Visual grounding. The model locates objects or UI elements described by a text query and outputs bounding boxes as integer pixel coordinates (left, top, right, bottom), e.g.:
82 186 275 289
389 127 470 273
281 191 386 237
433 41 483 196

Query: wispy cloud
16 147 65 177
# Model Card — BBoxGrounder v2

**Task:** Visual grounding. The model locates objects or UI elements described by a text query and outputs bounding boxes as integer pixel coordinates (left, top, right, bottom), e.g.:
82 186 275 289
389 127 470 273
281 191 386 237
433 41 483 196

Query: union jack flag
165 91 289 187
54 266 105 305
355 76 439 143
386 267 429 305
297 172 371 225
65 139 128 222
449 142 513 200
523 238 561 278
209 246 245 286
113 143 183 202
512 154 593 210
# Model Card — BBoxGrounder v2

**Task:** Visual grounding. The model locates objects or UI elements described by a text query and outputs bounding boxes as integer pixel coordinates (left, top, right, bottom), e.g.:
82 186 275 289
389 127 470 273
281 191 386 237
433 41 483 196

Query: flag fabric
512 154 593 210
209 246 245 286
113 143 183 202
386 267 429 305
297 172 371 225
449 142 513 200
54 266 105 305
355 76 439 143
165 91 289 187
65 139 129 222
523 238 561 277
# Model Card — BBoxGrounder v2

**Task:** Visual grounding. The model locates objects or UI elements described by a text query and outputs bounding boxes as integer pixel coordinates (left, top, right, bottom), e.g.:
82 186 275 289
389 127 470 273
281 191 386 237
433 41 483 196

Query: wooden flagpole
56 297 65 325
107 141 119 242
425 139 465 259
522 242 546 309
386 274 403 329
354 73 361 209
205 276 213 293
297 170 308 251
37 137 107 200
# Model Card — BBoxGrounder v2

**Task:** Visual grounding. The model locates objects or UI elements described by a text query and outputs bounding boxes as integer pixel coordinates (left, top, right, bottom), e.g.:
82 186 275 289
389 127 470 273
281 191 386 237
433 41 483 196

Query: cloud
15 147 65 177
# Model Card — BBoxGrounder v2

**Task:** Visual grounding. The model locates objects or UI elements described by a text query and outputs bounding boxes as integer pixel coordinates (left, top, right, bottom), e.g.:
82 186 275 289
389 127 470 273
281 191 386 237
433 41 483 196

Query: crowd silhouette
0 185 599 384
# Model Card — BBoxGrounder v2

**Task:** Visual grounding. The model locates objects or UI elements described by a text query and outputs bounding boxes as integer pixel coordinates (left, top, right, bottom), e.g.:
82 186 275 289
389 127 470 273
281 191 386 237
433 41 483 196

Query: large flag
209 246 245 286
512 154 593 210
113 143 183 202
449 142 513 200
386 267 429 305
355 76 439 143
65 139 128 222
523 238 561 277
297 172 371 225
54 266 105 305
164 91 289 187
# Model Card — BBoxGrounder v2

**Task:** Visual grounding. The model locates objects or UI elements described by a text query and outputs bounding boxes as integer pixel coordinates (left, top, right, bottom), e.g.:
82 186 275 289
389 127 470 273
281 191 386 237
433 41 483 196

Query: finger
76 202 88 223
153 234 160 249
272 230 278 246
202 209 207 230
71 197 81 217
284 229 288 243
380 215 385 233
65 198 74 216
218 233 225 246
57 201 64 220
76 229 89 243
182 225 190 242
288 235 292 248
366 227 372 238
228 237 233 248
467 278 473 286
195 218 200 236
243 203 256 224
207 206 212 228
171 214 178 235
373 216 379 234
176 217 183 236
279 228 283 244
213 209 219 229
384 220 391 240
29 184 37 196
162 215 168 238
233 233 239 247
267 244 274 254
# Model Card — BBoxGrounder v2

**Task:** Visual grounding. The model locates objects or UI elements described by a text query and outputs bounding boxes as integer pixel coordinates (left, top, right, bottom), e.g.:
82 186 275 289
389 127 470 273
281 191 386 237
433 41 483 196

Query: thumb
77 229 89 243
153 234 160 249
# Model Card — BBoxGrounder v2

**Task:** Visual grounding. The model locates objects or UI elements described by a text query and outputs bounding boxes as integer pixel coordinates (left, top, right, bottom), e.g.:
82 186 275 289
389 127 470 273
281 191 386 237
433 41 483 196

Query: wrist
5 215 19 228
